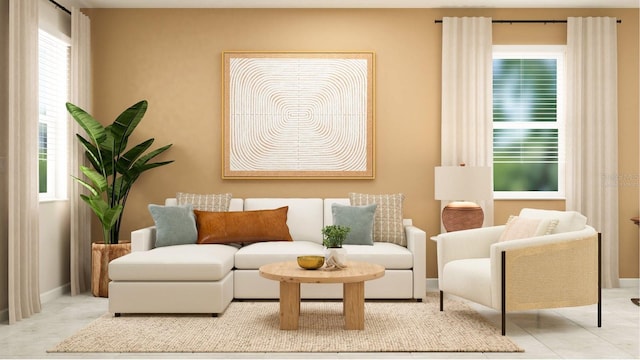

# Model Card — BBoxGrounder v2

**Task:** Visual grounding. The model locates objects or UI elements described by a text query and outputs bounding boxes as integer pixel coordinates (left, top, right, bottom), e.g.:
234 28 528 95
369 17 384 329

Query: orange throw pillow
194 206 293 244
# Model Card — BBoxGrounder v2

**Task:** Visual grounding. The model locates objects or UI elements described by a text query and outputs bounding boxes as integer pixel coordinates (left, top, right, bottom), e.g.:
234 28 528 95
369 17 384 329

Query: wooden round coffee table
259 261 385 330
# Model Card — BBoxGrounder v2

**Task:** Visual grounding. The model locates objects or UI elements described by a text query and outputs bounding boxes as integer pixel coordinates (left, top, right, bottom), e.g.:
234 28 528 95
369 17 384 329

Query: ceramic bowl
297 255 325 270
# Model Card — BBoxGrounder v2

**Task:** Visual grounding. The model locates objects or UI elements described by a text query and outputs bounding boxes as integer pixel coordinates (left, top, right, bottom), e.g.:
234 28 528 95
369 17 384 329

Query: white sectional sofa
108 197 427 316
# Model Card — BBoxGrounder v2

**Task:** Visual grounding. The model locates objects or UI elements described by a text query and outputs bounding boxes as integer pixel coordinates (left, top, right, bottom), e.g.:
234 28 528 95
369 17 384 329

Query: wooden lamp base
441 201 484 232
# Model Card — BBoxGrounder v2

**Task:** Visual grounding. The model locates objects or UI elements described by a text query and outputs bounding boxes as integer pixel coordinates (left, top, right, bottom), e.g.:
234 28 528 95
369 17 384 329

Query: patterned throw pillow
498 215 559 242
348 192 406 246
176 192 232 212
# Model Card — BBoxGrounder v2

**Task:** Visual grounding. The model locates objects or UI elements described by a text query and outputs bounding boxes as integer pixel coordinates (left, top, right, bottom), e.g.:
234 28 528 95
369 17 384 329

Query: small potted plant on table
321 225 350 269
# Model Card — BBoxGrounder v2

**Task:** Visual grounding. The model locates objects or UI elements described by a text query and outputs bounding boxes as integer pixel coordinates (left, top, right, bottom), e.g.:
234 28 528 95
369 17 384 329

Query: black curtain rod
49 0 71 15
434 19 622 24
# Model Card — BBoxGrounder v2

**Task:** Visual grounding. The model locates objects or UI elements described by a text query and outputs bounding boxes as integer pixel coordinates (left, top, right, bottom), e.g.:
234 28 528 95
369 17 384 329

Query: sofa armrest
131 226 156 252
404 219 426 301
434 225 505 283
488 226 599 310
489 225 597 258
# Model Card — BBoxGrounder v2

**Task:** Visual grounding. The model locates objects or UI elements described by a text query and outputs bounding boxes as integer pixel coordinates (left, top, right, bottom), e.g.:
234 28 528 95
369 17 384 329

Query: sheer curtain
441 17 494 227
69 7 92 296
7 0 41 323
566 17 619 288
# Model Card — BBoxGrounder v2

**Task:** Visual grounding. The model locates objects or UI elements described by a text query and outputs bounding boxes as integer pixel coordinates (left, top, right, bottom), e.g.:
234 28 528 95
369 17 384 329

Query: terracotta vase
91 241 131 297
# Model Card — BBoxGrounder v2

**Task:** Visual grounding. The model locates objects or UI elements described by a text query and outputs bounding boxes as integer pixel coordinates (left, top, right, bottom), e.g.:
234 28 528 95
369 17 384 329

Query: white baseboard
426 278 439 292
40 283 71 304
0 283 70 324
619 278 640 288
426 278 640 290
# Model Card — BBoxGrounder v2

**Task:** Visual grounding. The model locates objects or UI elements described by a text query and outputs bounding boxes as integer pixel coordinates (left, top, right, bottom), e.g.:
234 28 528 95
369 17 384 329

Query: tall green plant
67 100 173 244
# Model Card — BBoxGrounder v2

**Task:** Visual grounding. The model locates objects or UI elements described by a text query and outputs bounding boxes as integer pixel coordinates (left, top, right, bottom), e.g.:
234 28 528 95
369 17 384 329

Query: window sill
39 197 69 204
494 195 566 201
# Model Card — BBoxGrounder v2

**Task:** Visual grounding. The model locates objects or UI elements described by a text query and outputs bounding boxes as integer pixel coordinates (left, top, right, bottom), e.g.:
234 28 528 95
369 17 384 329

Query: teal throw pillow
149 204 198 247
331 203 377 246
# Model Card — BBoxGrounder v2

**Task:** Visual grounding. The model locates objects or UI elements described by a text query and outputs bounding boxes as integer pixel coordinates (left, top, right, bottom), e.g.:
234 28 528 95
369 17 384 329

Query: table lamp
434 165 492 232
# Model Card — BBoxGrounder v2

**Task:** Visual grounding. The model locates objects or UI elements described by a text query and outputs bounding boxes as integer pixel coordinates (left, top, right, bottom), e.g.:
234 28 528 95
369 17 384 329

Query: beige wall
39 201 70 299
85 8 639 279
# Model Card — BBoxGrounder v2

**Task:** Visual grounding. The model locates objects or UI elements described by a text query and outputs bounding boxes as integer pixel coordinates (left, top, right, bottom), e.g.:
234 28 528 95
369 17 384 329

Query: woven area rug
50 294 523 353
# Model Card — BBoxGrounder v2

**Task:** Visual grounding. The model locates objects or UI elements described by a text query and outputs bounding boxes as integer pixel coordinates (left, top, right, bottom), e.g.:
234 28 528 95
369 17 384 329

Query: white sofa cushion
234 241 324 269
244 198 324 244
343 242 413 269
234 241 413 270
519 208 587 234
109 244 237 281
229 198 244 211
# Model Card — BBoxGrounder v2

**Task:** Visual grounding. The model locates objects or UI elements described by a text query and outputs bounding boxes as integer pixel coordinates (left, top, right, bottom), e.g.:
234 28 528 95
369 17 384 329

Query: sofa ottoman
108 243 237 316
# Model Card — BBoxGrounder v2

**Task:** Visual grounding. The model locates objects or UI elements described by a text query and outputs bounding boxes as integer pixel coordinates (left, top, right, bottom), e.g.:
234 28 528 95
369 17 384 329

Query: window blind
493 59 557 122
493 128 559 164
492 53 562 194
38 29 69 198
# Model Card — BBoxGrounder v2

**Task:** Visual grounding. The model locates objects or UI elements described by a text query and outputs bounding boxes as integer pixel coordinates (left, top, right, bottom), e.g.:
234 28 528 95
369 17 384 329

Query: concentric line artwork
223 52 374 179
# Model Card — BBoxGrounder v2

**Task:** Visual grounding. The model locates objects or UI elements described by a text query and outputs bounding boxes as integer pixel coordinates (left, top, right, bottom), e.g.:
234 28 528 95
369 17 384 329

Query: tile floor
0 286 638 359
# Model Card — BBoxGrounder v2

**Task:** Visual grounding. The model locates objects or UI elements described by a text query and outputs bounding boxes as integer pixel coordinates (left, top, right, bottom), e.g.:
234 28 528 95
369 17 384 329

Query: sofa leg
417 298 423 303
114 313 121 317
439 291 443 311
212 313 218 318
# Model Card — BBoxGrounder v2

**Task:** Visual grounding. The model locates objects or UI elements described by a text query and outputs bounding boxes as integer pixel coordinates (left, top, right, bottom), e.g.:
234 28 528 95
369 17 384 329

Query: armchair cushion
442 258 492 308
498 215 558 242
519 208 587 234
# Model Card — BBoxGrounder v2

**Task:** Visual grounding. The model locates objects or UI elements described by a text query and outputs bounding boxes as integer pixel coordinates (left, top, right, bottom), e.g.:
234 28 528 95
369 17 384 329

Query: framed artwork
222 51 375 179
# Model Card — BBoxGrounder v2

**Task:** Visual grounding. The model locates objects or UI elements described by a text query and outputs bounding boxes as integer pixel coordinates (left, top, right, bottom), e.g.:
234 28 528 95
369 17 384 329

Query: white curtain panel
440 17 494 228
69 7 92 296
566 17 619 288
7 0 41 323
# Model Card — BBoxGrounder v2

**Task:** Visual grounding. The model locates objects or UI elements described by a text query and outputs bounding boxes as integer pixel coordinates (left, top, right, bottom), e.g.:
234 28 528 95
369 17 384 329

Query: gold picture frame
222 51 375 179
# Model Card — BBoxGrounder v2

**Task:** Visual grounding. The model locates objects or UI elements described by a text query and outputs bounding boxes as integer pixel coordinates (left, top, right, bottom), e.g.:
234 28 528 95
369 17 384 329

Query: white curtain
441 17 494 227
69 7 92 296
566 17 619 288
7 0 41 323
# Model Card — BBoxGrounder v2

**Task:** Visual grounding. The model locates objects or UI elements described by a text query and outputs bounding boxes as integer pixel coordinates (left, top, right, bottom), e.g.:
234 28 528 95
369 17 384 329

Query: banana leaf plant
67 100 173 245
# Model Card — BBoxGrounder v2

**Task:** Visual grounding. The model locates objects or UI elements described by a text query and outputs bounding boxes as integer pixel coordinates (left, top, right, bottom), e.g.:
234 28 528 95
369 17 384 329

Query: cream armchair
434 208 601 335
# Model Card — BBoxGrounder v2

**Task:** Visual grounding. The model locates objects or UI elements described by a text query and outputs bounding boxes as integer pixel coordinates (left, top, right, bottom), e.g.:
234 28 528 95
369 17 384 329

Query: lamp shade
434 166 492 201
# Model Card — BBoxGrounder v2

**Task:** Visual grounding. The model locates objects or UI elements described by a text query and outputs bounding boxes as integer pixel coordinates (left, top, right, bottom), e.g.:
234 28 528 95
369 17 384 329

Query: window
38 29 69 200
492 45 565 199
